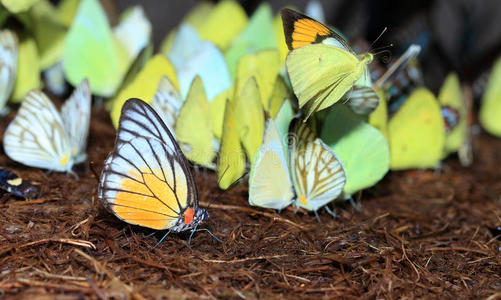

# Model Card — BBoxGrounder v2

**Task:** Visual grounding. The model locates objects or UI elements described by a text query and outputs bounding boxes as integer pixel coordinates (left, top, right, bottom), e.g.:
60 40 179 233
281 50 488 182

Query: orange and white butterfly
3 79 91 172
98 98 208 234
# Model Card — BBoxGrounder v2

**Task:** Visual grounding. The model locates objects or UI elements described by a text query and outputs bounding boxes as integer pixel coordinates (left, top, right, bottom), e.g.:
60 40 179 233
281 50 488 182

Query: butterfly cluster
0 0 499 239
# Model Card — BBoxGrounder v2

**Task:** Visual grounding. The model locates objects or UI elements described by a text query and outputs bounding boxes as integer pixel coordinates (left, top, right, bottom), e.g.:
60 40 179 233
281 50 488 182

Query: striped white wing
99 99 198 231
116 97 178 149
289 121 346 211
150 76 182 133
249 118 294 210
61 79 91 163
0 30 18 111
3 90 73 172
345 85 380 115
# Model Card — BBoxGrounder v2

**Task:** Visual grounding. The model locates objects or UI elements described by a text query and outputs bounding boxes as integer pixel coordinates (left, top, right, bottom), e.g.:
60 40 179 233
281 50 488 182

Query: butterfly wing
321 104 390 196
286 44 363 119
99 98 200 231
61 79 91 163
3 90 73 172
289 119 346 211
280 8 353 52
175 76 215 168
249 118 294 210
234 77 265 161
0 30 18 110
438 73 466 155
480 56 501 137
345 85 380 115
388 88 445 170
150 75 183 132
217 99 246 190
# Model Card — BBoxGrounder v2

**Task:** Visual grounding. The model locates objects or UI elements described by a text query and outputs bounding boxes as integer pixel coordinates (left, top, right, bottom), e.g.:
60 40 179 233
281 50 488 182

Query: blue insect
0 168 39 198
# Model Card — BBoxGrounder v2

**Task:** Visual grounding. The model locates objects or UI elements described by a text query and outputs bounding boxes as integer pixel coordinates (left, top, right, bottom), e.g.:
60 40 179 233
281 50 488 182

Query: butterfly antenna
371 44 394 54
369 27 388 52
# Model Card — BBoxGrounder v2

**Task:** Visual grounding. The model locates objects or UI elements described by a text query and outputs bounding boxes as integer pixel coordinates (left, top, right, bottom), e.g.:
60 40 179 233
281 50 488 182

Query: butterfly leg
324 205 338 219
196 228 222 243
152 230 171 249
348 195 362 212
67 169 79 180
314 210 321 222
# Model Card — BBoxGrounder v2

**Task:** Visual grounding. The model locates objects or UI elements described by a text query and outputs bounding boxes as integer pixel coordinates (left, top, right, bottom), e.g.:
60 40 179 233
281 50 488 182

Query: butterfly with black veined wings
98 98 208 234
281 8 374 119
3 79 91 173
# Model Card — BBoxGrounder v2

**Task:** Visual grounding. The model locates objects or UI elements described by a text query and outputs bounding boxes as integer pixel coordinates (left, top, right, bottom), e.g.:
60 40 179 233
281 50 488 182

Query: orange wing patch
291 19 331 49
111 168 186 230
281 8 333 50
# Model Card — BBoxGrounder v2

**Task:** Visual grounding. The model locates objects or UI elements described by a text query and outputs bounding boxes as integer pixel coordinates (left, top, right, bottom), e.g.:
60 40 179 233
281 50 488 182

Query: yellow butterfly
281 8 373 119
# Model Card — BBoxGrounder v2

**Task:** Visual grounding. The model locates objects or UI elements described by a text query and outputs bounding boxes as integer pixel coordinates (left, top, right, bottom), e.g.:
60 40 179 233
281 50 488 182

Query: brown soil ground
0 105 500 299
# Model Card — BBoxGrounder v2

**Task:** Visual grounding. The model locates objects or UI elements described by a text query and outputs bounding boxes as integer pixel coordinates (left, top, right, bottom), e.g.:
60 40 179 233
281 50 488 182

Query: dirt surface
0 105 500 299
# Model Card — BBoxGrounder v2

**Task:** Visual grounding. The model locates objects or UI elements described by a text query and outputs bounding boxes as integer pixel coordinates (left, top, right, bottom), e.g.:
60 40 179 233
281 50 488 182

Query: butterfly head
361 53 373 64
172 207 209 232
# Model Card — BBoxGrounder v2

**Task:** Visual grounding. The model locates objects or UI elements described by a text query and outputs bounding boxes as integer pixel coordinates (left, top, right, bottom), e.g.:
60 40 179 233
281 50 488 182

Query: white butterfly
249 101 346 212
0 30 18 114
3 79 91 172
150 75 183 134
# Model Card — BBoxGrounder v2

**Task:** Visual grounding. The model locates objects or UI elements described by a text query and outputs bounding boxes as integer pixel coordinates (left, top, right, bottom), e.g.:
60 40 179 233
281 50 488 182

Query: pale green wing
321 104 389 196
11 37 41 102
0 30 18 111
368 89 388 139
175 76 215 168
63 0 129 97
268 75 291 117
249 118 294 210
388 88 445 170
234 77 265 161
236 50 281 109
289 119 346 211
1 0 39 13
218 99 246 190
438 73 466 155
224 2 276 79
286 44 363 119
63 0 150 97
480 56 501 137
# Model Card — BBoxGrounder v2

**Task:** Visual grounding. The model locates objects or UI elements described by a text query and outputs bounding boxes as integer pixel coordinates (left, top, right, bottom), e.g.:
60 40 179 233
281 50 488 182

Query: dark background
112 0 501 93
